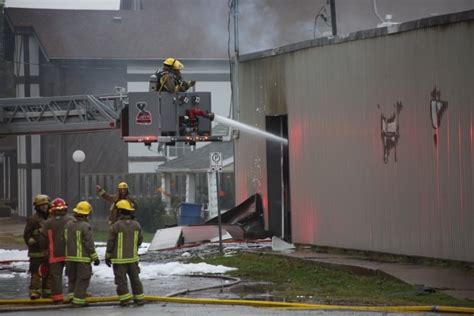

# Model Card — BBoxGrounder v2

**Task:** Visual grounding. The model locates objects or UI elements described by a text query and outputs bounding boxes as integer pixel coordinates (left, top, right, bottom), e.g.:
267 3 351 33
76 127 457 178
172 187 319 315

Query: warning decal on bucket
135 102 152 125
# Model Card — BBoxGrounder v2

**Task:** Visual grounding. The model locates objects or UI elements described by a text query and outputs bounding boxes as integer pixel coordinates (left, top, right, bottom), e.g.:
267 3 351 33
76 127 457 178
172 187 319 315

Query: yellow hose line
0 296 473 314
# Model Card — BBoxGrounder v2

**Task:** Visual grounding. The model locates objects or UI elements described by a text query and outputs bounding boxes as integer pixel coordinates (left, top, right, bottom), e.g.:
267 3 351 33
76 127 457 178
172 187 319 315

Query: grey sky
4 0 119 10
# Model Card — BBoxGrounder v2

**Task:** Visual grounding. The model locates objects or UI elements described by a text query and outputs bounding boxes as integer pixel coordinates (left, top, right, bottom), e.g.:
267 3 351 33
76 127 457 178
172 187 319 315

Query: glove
105 258 112 267
27 237 37 246
93 258 100 266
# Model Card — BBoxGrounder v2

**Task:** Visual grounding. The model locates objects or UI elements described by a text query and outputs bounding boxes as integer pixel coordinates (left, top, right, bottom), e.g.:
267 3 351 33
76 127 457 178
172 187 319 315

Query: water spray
188 108 288 145
213 114 288 145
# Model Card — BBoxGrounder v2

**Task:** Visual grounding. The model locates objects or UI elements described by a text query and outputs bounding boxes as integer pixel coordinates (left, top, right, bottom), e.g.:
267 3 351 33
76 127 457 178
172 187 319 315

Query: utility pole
330 0 337 36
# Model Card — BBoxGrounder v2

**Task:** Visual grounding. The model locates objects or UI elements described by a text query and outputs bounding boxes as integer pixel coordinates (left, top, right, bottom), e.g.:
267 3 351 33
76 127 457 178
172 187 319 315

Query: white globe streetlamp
72 150 86 203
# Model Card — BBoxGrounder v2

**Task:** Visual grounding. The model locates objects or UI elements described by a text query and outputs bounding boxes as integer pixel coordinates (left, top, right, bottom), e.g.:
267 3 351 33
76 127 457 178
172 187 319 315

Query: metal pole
330 0 337 36
2 155 5 199
233 0 239 57
232 0 240 121
216 170 223 254
280 118 285 239
78 162 81 203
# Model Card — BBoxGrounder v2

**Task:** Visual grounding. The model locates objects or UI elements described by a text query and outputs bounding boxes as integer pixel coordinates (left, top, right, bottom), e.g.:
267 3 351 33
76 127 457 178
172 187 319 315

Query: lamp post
72 150 85 203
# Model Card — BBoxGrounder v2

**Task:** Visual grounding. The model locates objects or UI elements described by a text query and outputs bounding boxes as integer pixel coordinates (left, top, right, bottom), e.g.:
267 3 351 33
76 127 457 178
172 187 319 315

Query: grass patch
193 252 474 306
0 235 25 248
93 230 154 243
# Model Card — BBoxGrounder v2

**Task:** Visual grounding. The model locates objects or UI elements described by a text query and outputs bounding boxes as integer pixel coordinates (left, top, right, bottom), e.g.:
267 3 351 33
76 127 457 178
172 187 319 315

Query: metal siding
236 20 474 261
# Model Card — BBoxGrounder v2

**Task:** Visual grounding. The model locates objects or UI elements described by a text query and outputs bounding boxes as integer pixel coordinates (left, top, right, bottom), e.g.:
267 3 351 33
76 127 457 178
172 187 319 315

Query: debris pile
149 194 266 252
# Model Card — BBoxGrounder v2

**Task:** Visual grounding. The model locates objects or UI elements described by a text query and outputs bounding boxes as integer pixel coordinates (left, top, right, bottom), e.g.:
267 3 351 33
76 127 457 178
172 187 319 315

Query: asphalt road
1 303 448 316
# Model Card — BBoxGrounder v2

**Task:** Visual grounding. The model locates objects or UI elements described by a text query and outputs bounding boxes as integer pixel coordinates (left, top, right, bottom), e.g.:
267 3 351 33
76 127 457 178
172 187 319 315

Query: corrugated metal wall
235 17 474 261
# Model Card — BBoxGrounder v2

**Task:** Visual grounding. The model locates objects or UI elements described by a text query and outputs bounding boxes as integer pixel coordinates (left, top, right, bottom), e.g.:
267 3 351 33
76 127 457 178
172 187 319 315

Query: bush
135 196 176 233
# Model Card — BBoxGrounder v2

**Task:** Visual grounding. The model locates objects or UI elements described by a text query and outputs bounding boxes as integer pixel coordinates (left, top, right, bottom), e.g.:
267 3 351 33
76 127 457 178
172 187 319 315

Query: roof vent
113 16 122 22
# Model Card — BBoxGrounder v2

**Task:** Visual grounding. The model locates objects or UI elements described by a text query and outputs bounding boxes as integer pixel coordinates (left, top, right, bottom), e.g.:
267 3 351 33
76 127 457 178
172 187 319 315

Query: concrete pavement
285 250 474 300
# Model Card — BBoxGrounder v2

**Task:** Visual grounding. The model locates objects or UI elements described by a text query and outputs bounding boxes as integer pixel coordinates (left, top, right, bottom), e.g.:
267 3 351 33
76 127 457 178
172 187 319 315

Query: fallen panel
149 226 183 251
182 224 244 244
271 236 295 251
209 230 233 242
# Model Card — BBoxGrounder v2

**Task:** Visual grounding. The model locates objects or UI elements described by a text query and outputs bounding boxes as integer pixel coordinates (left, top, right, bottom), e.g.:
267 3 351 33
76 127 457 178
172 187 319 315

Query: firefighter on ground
41 197 73 304
105 199 144 306
149 57 196 93
96 181 137 225
65 201 100 307
23 194 51 299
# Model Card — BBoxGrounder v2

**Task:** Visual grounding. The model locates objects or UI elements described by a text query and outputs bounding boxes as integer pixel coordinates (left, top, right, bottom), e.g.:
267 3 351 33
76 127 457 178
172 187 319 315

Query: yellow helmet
73 201 93 215
163 57 184 70
115 199 135 211
117 182 129 189
33 194 50 206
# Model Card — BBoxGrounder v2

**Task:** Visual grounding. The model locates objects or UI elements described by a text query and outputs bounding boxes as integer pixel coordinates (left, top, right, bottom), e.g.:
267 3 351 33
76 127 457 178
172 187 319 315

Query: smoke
237 0 324 54
163 0 324 56
238 0 280 54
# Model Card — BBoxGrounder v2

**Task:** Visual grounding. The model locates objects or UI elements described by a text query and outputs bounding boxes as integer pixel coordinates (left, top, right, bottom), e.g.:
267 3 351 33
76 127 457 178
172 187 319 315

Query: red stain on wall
262 194 268 212
289 124 303 162
458 115 464 232
236 174 248 205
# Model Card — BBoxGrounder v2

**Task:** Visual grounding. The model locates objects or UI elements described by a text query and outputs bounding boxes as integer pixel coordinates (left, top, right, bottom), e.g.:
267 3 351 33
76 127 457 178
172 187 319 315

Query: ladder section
0 94 125 136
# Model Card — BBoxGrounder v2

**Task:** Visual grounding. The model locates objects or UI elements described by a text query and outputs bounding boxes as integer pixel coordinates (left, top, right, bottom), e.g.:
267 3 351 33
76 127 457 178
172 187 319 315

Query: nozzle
206 111 215 121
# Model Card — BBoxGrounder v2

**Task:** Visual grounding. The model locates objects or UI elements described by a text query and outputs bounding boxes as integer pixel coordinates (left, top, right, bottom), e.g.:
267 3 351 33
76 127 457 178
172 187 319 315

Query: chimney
120 0 143 10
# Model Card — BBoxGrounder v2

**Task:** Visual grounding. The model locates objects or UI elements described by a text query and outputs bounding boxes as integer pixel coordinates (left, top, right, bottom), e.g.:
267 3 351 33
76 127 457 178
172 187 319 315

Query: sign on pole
209 151 223 254
210 152 223 171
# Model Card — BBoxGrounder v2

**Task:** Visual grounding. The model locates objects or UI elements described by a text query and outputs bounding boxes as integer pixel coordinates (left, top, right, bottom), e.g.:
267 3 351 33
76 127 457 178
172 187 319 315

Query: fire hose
0 296 473 313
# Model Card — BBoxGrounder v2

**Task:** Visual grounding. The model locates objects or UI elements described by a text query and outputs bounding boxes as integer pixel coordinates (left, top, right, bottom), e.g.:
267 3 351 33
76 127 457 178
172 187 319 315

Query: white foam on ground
1 247 237 280
94 242 149 259
0 272 27 279
149 262 237 276
92 261 237 280
0 249 28 261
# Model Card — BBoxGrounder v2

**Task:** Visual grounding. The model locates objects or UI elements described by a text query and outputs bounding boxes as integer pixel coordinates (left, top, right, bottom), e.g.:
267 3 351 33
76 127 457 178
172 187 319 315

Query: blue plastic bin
179 203 202 225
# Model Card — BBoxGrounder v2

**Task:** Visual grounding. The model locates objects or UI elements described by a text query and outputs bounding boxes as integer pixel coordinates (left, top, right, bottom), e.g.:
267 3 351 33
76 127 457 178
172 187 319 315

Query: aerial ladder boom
0 94 125 136
0 91 221 145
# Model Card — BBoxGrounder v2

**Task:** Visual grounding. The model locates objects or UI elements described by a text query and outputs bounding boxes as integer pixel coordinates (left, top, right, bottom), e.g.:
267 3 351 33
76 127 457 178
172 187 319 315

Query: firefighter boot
120 299 132 307
134 300 145 306
30 291 41 300
41 288 51 299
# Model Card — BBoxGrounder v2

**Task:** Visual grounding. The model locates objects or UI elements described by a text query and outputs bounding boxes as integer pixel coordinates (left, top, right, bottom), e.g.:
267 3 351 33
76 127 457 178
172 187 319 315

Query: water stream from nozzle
213 114 288 145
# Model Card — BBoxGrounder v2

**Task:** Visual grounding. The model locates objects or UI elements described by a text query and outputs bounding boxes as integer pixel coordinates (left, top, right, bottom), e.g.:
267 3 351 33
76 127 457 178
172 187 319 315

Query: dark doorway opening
266 115 291 241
